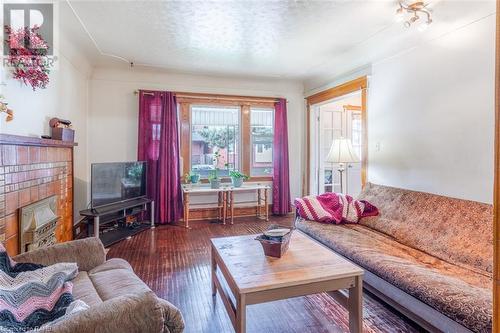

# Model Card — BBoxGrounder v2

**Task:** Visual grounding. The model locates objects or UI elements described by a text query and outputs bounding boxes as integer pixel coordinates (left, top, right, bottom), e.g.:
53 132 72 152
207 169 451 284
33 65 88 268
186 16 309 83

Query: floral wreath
4 25 50 90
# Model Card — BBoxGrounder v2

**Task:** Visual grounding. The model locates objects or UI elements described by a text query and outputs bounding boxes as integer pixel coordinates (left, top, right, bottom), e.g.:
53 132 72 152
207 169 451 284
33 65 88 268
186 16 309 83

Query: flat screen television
91 161 147 209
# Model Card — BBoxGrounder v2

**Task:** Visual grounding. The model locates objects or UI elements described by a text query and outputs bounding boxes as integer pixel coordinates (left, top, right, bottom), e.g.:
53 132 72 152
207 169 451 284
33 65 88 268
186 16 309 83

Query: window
179 95 276 180
191 105 240 178
250 108 274 176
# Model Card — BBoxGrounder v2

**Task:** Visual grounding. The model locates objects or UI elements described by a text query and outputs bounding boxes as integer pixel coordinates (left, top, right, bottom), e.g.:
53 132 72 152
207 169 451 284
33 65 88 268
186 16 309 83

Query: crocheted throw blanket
0 244 77 332
295 192 379 224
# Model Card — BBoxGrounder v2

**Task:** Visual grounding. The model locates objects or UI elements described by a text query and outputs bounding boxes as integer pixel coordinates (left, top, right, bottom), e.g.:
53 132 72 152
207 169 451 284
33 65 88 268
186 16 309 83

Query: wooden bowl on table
255 224 294 258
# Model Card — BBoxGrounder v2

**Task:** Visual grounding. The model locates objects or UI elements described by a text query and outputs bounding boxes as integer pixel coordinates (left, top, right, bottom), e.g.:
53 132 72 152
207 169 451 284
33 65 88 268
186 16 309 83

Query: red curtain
138 90 182 224
272 98 291 215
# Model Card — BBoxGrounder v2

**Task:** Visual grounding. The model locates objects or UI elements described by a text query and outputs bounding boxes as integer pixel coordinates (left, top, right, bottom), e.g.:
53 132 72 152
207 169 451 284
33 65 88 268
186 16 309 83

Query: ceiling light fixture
396 1 433 31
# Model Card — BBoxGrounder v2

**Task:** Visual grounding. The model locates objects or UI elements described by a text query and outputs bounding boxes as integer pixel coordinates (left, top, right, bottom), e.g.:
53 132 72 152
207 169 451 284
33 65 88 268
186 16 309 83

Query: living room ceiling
65 0 495 84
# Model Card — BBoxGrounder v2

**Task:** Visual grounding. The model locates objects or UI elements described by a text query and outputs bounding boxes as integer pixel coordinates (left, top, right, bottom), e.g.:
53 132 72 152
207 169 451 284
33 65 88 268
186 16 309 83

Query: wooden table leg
211 245 217 296
222 191 227 225
348 275 363 333
257 188 261 218
236 294 246 333
264 188 269 222
230 191 234 225
183 192 190 229
218 192 222 222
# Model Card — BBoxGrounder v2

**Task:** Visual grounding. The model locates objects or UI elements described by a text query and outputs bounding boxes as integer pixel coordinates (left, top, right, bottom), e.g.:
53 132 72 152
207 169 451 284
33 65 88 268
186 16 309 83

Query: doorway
305 76 368 197
311 92 363 197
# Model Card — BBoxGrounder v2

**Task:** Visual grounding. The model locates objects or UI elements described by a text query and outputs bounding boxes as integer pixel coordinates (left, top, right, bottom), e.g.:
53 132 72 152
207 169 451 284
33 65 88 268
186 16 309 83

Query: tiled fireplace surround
0 134 75 256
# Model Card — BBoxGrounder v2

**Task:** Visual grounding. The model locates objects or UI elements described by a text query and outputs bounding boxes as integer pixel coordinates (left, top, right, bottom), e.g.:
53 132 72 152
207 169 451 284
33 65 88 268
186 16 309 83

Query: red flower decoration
4 25 50 90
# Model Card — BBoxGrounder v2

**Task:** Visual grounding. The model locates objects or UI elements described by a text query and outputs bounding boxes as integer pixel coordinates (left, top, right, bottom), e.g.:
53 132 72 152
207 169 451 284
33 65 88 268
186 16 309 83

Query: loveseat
296 183 492 333
12 237 185 333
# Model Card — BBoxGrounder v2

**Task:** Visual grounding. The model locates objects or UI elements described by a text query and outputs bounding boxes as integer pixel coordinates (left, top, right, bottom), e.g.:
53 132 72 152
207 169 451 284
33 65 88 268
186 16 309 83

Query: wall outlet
375 142 381 152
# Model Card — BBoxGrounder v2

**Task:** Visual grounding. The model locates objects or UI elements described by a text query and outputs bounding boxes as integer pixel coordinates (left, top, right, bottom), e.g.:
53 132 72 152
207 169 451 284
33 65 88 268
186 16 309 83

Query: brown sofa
12 237 185 333
296 183 492 333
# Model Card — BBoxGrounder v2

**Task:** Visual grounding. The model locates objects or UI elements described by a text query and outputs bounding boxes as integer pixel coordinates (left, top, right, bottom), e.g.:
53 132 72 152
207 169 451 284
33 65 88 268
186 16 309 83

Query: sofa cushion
296 219 492 332
69 259 185 333
72 272 102 307
39 292 165 333
89 258 133 274
88 262 151 302
357 183 493 275
72 259 136 306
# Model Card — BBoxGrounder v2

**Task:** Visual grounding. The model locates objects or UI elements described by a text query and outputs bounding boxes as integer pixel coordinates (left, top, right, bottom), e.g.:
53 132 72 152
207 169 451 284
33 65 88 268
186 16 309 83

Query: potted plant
208 170 220 189
208 151 222 189
191 172 200 184
185 171 200 184
184 172 201 184
229 170 249 188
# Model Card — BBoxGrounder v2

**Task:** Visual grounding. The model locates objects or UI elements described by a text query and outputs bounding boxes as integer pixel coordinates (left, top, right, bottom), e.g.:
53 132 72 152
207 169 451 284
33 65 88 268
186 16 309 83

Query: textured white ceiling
65 0 495 83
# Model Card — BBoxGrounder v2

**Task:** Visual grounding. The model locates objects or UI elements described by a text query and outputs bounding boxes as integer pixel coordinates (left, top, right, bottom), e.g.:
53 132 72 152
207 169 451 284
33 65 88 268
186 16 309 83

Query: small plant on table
184 171 200 184
229 170 249 188
208 151 222 189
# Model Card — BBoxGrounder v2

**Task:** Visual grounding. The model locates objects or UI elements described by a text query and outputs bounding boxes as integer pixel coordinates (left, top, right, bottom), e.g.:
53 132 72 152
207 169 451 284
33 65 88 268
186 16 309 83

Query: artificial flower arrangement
0 95 13 122
4 25 50 90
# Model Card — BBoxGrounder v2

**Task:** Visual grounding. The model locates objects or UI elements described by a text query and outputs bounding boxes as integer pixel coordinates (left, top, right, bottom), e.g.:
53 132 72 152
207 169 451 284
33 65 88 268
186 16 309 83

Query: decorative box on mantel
0 134 77 256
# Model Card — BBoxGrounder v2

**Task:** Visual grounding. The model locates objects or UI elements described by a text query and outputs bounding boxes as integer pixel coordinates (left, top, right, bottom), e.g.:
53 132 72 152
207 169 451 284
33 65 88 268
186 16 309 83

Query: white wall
0 32 92 217
367 15 495 203
88 67 305 204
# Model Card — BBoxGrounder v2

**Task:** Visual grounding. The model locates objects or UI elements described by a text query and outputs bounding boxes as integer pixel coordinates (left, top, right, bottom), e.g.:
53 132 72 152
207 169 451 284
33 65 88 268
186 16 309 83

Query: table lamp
325 138 360 194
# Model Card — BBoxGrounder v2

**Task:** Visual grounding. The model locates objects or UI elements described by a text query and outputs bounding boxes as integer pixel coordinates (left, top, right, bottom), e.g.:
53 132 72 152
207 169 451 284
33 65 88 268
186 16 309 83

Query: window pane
351 112 362 159
191 105 240 178
250 108 274 176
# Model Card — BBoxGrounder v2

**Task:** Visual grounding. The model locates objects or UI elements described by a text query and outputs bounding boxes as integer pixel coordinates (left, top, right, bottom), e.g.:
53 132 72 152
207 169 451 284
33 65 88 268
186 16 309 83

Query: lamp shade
325 138 360 163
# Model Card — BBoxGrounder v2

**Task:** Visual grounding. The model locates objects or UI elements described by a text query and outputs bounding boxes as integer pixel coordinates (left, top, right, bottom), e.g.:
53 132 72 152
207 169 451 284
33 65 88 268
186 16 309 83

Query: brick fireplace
0 134 76 256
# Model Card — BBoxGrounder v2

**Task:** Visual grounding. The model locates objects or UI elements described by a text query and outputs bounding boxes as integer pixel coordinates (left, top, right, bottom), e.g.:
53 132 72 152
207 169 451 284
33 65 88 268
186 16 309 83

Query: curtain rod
133 90 284 102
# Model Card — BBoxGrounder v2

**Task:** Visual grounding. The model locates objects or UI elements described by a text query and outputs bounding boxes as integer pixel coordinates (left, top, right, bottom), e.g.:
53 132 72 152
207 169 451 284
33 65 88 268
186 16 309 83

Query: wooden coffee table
210 231 364 333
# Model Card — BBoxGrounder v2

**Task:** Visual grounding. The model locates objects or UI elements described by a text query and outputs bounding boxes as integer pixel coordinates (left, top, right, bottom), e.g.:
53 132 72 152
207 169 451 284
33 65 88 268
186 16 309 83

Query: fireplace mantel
0 133 78 147
0 133 76 255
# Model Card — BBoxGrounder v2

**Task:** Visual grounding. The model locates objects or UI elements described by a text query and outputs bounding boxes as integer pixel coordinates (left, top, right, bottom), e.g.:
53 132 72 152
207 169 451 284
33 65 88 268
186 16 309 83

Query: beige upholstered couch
297 183 493 333
13 237 185 333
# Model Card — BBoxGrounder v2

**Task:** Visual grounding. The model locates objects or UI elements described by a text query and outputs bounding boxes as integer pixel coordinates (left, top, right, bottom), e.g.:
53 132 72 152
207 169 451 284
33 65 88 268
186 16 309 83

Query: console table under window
181 185 227 229
181 183 271 228
226 184 270 225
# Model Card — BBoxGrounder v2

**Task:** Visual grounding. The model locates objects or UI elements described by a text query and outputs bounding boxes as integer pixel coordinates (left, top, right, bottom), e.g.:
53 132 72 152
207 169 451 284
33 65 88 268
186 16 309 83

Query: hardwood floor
107 216 423 333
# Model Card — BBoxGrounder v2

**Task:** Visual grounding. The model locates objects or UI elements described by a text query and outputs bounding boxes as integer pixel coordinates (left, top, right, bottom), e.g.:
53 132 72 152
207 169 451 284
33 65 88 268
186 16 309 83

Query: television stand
79 198 154 247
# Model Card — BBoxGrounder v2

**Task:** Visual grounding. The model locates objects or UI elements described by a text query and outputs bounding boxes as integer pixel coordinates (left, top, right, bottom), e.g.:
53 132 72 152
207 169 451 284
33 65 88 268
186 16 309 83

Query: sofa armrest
13 238 106 271
40 292 165 333
157 298 185 333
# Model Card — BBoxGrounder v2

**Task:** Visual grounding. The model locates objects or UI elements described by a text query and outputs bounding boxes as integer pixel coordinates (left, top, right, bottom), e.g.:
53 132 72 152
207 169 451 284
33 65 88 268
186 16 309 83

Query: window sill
191 176 273 184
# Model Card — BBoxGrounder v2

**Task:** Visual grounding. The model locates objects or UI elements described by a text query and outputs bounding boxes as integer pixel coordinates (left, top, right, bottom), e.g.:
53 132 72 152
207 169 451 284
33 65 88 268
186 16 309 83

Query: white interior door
312 97 363 197
317 107 344 194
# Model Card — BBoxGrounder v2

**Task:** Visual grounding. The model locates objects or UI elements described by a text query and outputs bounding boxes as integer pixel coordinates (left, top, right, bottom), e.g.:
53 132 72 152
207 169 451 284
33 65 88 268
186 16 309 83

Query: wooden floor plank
108 215 424 333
